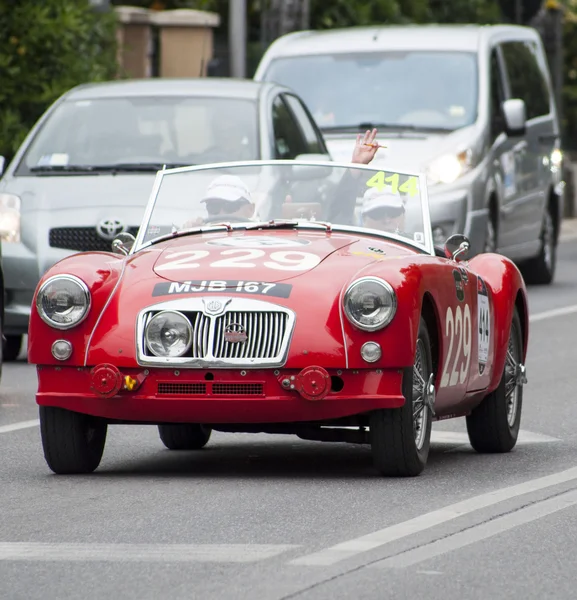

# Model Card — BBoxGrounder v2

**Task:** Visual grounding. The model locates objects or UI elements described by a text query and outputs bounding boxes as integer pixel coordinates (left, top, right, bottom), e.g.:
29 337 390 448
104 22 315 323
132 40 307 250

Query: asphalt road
2 235 577 600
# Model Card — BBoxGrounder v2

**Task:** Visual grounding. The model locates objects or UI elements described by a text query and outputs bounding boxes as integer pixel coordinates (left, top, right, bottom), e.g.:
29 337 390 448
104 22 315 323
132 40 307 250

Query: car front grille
138 300 295 368
157 382 264 396
213 311 289 360
49 226 140 252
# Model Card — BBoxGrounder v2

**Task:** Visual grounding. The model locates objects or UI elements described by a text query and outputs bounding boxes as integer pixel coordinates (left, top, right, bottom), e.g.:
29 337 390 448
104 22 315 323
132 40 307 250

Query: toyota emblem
224 323 247 344
96 218 126 241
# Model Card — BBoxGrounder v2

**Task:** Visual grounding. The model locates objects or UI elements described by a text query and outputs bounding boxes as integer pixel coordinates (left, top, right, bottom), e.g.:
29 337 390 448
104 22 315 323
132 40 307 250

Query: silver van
255 25 565 283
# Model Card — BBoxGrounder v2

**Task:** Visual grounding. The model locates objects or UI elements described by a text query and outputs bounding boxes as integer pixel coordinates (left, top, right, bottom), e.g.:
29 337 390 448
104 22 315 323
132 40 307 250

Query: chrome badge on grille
224 323 248 344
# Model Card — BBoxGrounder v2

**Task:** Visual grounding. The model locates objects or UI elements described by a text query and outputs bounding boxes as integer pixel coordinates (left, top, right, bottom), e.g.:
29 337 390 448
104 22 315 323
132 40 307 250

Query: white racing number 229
155 249 320 272
441 304 472 387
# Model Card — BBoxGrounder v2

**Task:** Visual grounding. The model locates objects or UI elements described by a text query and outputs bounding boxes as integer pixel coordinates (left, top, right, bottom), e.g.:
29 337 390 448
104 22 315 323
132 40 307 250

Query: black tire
466 307 524 453
39 406 107 474
3 334 22 362
484 211 498 253
369 317 434 477
520 204 556 285
158 424 212 450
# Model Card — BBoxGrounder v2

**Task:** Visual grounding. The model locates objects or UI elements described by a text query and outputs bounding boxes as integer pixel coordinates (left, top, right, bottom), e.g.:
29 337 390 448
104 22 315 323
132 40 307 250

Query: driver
360 186 406 234
201 174 255 220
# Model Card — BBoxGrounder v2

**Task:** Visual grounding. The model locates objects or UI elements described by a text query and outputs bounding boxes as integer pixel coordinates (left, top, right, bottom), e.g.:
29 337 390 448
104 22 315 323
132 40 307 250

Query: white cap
202 175 253 203
361 186 404 216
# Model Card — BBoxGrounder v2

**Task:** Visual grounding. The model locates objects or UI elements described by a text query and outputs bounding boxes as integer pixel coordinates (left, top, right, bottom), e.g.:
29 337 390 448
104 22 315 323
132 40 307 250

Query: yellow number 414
366 172 418 197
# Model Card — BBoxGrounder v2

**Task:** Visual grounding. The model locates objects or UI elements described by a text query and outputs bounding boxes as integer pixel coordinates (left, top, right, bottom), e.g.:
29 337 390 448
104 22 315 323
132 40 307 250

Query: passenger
360 186 406 235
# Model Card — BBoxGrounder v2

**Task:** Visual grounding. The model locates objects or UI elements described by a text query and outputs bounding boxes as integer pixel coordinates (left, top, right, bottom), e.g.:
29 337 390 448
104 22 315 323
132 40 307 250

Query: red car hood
151 229 360 284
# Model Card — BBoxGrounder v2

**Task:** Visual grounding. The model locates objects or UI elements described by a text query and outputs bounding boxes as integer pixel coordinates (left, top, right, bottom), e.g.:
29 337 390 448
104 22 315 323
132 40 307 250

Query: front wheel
158 424 212 450
466 307 525 452
3 334 22 362
39 406 107 474
369 317 434 477
520 204 556 285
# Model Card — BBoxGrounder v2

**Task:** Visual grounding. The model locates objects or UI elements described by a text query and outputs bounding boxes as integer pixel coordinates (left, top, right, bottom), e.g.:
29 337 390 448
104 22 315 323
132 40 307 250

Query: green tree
0 0 117 163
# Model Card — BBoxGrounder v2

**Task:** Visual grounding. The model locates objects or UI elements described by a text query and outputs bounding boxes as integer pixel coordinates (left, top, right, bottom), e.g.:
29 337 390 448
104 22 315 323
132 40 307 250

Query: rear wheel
466 307 525 452
39 406 107 474
369 317 434 477
521 204 556 285
158 424 212 450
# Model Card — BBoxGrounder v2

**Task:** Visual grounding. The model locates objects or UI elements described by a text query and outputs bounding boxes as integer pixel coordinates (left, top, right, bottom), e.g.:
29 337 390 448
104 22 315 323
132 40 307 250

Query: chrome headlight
145 310 192 357
36 275 91 330
343 277 397 332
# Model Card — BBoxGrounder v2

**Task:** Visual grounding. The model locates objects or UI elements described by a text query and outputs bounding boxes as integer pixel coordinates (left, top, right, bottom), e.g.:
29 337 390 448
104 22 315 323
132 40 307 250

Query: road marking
0 420 39 434
289 465 577 566
432 429 559 447
0 542 298 563
529 304 577 323
374 488 577 569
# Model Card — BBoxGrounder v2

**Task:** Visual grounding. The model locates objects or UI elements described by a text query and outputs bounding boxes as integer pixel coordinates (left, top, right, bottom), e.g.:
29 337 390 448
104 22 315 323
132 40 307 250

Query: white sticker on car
155 249 320 272
441 304 472 387
477 277 490 372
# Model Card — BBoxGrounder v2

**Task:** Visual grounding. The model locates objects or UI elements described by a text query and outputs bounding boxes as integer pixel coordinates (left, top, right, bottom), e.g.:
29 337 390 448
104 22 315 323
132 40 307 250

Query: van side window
501 41 550 119
490 49 506 139
272 95 308 159
282 94 327 155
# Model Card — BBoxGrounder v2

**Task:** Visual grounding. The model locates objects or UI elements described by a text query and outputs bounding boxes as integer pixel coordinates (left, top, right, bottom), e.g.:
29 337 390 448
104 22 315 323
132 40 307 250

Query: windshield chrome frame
131 160 434 256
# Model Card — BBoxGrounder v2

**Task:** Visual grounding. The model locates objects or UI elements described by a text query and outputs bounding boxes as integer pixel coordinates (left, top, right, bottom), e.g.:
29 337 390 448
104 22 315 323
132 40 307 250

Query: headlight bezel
144 310 193 358
343 276 397 332
36 274 91 330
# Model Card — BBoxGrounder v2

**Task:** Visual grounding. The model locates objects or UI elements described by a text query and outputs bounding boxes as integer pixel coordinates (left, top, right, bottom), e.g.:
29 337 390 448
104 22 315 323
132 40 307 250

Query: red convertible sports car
29 159 529 476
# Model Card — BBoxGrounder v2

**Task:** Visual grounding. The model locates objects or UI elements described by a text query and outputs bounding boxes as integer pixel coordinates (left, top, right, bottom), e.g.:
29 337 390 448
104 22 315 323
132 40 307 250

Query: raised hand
351 128 384 165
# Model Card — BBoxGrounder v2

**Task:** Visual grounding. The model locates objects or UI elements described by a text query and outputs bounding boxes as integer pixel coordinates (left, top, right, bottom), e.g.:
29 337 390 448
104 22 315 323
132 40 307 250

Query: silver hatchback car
255 25 565 282
0 78 330 360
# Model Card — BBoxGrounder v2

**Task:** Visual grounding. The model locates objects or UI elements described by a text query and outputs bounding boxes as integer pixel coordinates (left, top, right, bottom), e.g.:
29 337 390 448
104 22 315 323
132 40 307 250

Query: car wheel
3 334 22 362
369 317 434 476
158 424 212 450
39 406 107 474
520 205 556 285
466 307 524 453
484 213 497 253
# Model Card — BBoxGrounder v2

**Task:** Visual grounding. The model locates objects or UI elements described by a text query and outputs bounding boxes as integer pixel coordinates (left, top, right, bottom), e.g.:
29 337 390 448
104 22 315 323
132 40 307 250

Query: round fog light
361 341 382 363
52 340 72 361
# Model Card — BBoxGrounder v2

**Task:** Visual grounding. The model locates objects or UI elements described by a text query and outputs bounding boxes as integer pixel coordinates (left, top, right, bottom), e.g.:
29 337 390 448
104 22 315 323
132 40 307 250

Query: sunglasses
204 198 251 216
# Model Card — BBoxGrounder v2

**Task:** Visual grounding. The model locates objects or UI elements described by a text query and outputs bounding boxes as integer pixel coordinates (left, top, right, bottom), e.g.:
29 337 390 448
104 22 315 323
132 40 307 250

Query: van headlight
145 310 192 357
0 193 21 243
427 150 473 185
343 277 397 331
36 275 91 329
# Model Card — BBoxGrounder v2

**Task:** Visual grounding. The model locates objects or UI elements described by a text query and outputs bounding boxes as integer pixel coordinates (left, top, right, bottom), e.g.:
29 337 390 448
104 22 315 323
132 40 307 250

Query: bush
0 0 118 164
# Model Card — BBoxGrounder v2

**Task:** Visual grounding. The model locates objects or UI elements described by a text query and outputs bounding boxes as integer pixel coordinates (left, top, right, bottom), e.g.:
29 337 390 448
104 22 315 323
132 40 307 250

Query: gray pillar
229 0 247 77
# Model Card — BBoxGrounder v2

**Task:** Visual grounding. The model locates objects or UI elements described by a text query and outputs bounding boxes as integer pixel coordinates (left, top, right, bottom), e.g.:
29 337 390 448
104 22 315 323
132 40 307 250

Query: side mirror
0 156 5 177
444 233 470 262
502 99 526 137
112 232 135 256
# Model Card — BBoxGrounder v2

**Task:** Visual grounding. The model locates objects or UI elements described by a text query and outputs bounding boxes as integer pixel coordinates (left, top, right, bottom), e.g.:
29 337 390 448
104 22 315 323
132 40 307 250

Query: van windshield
262 51 478 132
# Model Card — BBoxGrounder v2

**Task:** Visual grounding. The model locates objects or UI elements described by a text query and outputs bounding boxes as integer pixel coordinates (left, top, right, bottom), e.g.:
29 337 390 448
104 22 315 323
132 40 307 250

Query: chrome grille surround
136 297 296 368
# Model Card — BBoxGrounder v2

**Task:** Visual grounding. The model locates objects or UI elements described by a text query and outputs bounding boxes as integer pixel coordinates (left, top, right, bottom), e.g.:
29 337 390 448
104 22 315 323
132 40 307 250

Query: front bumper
36 365 405 423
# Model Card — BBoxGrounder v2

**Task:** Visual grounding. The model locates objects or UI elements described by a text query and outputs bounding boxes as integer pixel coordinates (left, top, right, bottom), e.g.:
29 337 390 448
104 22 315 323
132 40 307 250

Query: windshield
262 51 478 131
16 96 259 175
135 161 433 255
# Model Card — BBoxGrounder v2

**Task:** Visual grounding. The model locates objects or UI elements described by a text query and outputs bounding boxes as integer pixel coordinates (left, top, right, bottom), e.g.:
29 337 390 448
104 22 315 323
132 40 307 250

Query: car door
435 261 478 409
499 40 550 248
270 94 309 159
489 44 526 251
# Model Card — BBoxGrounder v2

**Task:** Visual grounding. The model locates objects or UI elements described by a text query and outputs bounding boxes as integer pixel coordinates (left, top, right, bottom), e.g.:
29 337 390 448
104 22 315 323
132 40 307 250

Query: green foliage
428 0 503 23
0 0 118 163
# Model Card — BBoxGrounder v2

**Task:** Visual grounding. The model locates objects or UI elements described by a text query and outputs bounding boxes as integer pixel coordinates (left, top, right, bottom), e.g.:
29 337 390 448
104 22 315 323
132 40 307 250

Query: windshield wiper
30 162 192 174
322 122 454 133
245 219 333 232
